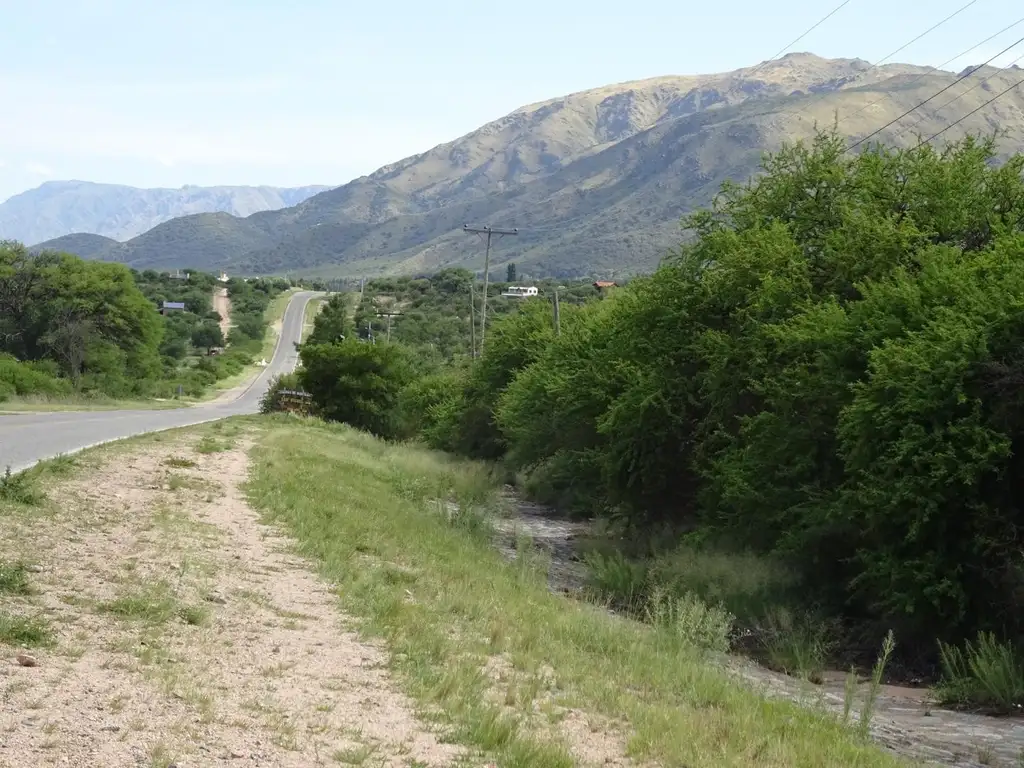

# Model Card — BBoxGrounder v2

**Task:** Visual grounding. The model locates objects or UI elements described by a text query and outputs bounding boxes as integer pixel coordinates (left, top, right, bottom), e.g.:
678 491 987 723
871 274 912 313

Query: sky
0 0 1022 202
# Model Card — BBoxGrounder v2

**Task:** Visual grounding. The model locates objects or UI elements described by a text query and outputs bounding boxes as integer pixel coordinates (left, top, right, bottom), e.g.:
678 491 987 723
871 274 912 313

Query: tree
41 309 95 388
305 294 354 346
191 321 224 353
298 340 415 438
506 263 517 283
434 128 1024 654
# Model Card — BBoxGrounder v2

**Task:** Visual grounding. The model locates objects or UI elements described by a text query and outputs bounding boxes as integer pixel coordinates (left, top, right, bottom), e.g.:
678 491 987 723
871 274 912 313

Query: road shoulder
0 421 457 766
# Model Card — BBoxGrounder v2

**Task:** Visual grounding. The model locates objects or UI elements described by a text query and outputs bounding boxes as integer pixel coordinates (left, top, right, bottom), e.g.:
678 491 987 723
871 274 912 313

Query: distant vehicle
207 347 224 356
501 285 538 298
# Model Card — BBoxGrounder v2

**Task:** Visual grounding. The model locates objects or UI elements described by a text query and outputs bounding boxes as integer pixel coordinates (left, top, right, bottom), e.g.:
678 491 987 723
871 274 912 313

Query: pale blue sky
0 0 1021 201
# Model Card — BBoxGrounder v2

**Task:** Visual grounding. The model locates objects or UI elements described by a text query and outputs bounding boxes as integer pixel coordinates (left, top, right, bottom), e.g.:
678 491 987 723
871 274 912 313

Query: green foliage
0 355 72 401
0 467 44 506
305 293 354 346
0 245 285 402
259 372 303 414
0 561 31 595
412 129 1024 668
190 321 224 351
644 586 735 654
935 632 1024 713
298 340 416 439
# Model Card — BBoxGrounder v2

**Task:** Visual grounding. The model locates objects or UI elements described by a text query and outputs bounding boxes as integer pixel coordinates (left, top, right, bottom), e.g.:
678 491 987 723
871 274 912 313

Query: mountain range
0 181 331 244
23 53 1024 278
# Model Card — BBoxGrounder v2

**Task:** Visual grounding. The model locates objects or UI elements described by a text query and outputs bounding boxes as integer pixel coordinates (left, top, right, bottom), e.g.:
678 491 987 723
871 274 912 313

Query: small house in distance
502 285 539 298
160 301 186 315
593 281 616 291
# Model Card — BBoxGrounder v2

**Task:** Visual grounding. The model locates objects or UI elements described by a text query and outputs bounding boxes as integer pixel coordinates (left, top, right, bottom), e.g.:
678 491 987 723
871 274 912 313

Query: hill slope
33 53 1024 277
0 181 331 244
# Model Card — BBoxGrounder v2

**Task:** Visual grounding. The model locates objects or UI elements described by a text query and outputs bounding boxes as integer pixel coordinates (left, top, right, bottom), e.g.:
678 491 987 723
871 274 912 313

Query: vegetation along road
0 291 318 474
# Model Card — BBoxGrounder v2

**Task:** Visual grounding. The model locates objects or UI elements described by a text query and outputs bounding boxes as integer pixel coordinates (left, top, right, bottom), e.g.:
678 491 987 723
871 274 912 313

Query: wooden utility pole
469 282 477 358
375 311 401 342
553 287 562 337
463 224 518 355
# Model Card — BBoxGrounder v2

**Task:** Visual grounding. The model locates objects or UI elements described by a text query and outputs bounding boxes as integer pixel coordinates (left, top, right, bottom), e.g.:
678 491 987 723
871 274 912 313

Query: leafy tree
298 340 415 439
507 263 517 282
305 294 354 346
428 129 1024 655
191 321 225 353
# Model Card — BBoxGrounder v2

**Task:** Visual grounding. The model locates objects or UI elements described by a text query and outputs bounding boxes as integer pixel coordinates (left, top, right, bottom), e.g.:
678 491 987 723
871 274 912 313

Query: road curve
0 291 318 474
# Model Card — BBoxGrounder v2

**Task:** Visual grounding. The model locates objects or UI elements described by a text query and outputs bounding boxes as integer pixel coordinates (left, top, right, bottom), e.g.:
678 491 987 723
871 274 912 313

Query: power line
846 32 1024 152
897 50 1024 137
744 0 855 79
838 15 1024 126
786 0 982 125
462 224 518 356
915 73 1024 147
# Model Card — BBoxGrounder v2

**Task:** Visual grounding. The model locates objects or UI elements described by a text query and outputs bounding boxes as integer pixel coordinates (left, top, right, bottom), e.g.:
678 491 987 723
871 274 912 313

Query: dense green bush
0 355 73 400
259 372 302 414
283 130 1024 680
423 130 1024 666
298 340 416 439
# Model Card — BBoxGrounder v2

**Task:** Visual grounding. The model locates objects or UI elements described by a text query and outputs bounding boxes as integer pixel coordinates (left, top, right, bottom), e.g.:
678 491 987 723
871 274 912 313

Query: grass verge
245 418 906 767
301 296 327 343
260 288 300 362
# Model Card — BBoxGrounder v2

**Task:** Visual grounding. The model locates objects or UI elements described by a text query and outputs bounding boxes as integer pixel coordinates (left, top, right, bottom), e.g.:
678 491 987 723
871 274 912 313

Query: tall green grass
245 419 906 767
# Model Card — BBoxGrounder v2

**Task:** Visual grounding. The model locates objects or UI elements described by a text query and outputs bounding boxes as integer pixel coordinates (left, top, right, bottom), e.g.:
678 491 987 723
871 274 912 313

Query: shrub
259 372 302 414
298 340 415 439
934 632 1024 714
0 354 73 398
644 587 734 654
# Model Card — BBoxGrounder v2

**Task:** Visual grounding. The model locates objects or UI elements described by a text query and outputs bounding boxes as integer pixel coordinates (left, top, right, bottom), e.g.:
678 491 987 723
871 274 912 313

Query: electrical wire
897 50 1024 136
784 0 982 124
915 73 1024 147
846 32 1024 152
838 15 1024 126
744 0 855 79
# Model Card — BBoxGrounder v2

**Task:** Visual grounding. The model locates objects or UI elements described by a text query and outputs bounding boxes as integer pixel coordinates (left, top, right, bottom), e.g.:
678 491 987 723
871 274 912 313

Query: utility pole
376 311 401 342
552 286 563 337
463 224 518 355
469 282 477 359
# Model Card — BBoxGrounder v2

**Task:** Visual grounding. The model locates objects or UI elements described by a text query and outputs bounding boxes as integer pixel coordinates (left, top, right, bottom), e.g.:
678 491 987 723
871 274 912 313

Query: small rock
15 653 37 667
99 725 120 733
229 750 245 759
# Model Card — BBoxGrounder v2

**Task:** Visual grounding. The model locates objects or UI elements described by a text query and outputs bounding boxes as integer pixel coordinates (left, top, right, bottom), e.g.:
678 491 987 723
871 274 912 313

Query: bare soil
0 434 462 767
213 287 232 341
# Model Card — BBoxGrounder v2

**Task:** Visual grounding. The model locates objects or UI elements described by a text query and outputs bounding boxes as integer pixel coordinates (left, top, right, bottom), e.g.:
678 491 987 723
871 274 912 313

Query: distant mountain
29 53 1024 278
0 181 332 244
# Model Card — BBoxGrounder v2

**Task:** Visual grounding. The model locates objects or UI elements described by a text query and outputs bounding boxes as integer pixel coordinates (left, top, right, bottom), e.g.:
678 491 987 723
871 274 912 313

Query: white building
501 285 539 298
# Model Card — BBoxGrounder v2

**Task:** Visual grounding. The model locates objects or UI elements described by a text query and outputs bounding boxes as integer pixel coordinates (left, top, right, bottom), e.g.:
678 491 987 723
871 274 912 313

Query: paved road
0 291 318 474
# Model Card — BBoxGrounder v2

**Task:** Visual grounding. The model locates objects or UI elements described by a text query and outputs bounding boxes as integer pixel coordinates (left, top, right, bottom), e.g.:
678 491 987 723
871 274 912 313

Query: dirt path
496 492 1024 768
213 287 232 341
0 431 460 767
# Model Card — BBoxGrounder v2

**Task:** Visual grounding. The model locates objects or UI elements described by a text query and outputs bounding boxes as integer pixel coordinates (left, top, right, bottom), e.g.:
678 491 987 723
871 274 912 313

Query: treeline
351 269 601 363
290 131 1024 706
0 241 287 402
